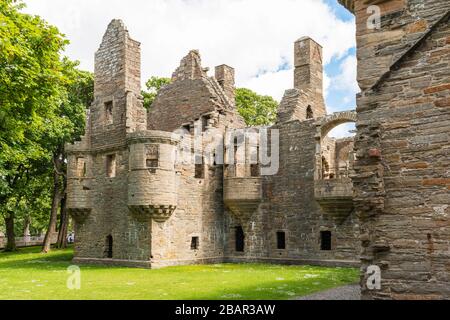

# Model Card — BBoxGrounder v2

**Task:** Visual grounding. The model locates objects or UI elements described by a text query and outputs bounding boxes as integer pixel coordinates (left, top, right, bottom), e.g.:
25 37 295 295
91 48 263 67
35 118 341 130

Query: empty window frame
320 231 332 251
190 237 199 250
195 155 204 179
306 105 314 119
277 231 286 250
250 145 259 177
105 235 113 258
106 154 116 178
105 101 113 125
235 226 245 252
76 157 87 177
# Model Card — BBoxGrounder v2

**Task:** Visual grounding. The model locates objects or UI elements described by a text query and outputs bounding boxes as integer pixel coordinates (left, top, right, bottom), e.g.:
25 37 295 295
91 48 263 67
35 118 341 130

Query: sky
23 0 359 137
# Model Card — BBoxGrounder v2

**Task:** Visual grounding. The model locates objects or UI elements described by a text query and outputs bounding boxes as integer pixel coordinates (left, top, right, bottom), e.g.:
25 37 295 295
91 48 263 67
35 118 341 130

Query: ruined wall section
347 0 450 299
351 0 450 90
69 20 151 267
148 50 245 133
147 51 245 267
224 120 360 265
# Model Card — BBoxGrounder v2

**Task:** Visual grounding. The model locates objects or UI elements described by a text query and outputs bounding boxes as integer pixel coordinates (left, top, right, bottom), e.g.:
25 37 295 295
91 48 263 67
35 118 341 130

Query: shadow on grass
0 246 74 269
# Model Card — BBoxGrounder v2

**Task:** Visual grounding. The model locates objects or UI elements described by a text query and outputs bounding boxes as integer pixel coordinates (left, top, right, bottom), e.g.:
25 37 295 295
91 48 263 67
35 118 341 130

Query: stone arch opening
313 111 356 218
315 111 356 180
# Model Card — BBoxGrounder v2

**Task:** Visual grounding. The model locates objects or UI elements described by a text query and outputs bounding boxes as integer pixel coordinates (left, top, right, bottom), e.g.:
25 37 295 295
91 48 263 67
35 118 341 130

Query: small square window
146 159 158 168
277 232 286 250
191 237 199 250
250 164 260 177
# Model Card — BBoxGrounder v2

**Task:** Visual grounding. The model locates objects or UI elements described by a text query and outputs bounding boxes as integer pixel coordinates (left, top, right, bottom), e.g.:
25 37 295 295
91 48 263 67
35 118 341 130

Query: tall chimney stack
215 65 235 103
294 37 326 117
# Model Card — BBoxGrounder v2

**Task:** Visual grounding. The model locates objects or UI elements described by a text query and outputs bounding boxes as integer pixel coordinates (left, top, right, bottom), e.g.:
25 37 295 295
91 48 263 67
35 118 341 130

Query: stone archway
314 111 357 174
313 111 357 219
316 111 357 139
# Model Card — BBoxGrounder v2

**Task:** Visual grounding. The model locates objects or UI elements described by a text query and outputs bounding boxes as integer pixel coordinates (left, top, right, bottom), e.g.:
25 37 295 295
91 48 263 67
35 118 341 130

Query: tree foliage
235 88 278 126
0 0 93 251
141 76 171 109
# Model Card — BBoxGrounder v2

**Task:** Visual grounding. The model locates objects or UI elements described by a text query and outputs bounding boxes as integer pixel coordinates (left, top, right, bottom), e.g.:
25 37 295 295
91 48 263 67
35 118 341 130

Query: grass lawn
0 246 358 300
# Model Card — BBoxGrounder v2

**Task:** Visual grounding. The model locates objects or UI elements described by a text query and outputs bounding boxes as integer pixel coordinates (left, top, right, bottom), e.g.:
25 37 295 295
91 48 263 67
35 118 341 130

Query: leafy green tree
0 0 86 251
141 76 171 109
40 64 93 252
235 88 278 126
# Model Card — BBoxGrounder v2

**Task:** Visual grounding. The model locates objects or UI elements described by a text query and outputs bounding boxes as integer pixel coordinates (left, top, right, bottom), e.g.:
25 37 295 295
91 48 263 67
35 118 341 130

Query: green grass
0 246 358 300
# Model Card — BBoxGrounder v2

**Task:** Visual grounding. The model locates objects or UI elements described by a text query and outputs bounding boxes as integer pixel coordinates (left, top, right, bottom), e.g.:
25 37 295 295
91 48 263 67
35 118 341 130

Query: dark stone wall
351 0 450 299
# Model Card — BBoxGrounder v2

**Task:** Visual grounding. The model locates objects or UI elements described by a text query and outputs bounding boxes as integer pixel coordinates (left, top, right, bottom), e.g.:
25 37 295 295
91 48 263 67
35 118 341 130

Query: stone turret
127 131 180 223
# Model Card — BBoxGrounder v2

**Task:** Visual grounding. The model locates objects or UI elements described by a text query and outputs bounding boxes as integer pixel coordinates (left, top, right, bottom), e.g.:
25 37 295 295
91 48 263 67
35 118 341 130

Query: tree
141 76 171 109
0 0 79 251
235 88 278 126
41 64 93 253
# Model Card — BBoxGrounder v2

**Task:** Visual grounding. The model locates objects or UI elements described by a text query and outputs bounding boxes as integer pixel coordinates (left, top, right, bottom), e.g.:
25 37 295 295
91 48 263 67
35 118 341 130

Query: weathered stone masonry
339 0 450 299
66 19 361 270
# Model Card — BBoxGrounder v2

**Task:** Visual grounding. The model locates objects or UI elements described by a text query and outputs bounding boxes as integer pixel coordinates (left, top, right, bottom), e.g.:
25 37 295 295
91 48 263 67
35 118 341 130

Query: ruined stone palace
66 19 360 270
66 0 449 300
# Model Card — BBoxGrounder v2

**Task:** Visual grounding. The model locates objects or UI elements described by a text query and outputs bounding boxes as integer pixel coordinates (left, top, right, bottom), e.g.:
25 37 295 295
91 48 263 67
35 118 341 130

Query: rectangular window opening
105 101 113 125
320 231 332 251
201 116 209 132
235 226 245 252
190 237 199 250
106 154 116 178
195 156 204 179
277 231 286 250
76 157 87 177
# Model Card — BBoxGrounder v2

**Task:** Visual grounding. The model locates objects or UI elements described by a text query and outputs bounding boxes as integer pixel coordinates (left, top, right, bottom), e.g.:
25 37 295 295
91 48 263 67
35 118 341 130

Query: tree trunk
56 196 69 249
4 211 16 252
42 167 62 253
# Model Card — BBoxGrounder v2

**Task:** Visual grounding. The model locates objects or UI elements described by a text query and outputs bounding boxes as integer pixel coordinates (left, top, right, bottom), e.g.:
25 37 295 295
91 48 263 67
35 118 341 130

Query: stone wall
68 19 152 266
339 0 450 299
224 120 360 265
67 19 360 270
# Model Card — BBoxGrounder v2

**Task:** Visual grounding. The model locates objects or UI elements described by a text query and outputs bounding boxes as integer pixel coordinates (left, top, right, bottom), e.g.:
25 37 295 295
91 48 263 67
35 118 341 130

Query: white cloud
330 54 360 95
23 0 355 100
